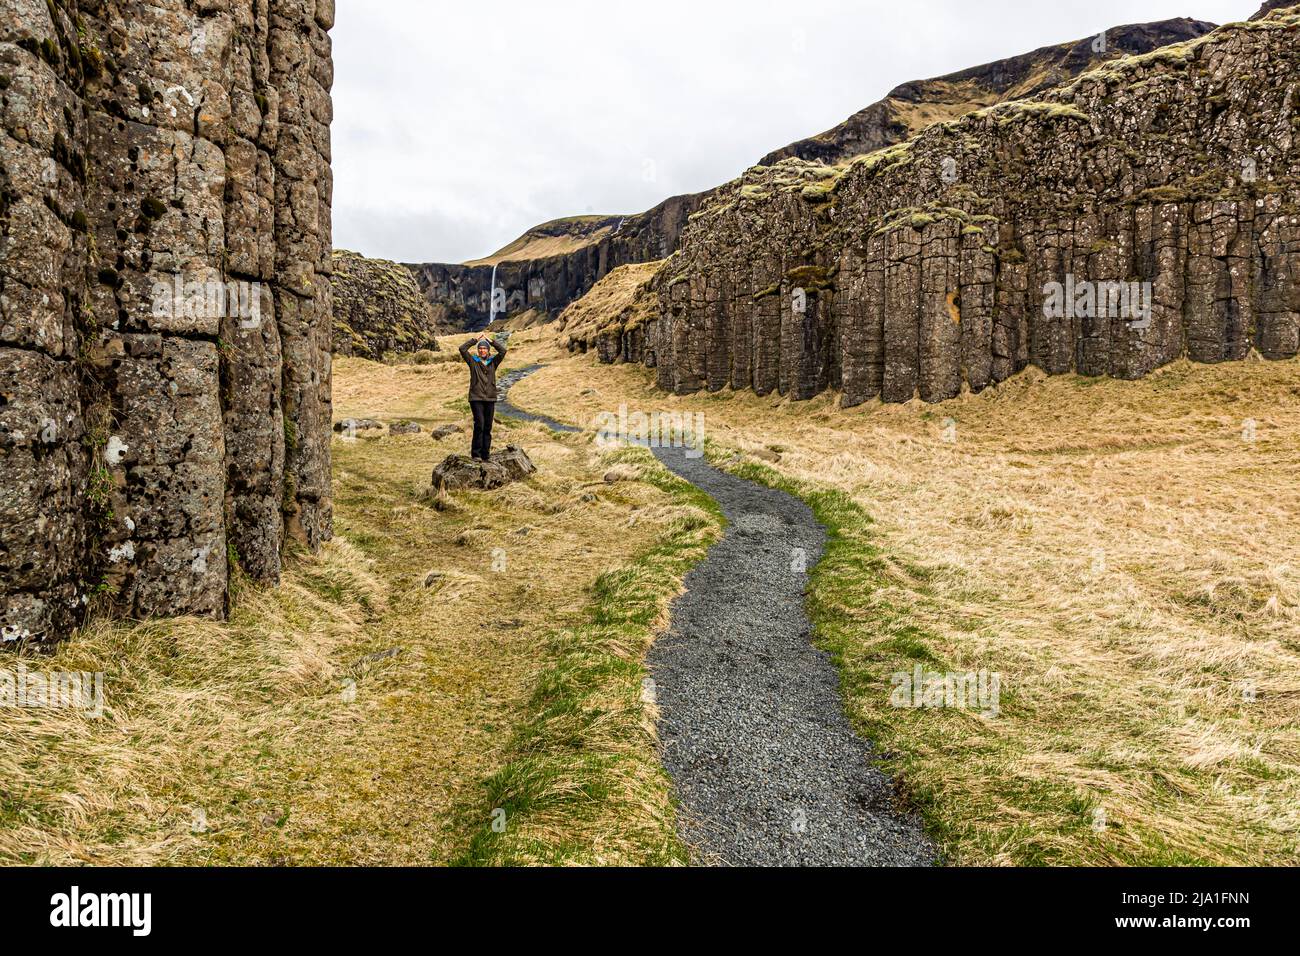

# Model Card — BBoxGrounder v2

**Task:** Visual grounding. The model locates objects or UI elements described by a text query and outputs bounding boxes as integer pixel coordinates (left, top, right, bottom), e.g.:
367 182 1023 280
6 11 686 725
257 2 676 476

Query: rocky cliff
760 19 1214 166
557 260 661 362
406 191 709 330
413 17 1211 334
602 9 1299 405
1 0 334 645
332 249 445 359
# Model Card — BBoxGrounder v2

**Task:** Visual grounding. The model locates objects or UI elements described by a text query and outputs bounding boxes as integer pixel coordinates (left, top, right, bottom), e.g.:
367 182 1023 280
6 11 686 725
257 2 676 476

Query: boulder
429 424 463 441
431 446 536 491
493 444 538 482
334 418 383 433
390 421 422 436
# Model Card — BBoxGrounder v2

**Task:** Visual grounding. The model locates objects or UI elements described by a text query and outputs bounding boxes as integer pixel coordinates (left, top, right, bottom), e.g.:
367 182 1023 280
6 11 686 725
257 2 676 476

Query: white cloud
332 0 1253 264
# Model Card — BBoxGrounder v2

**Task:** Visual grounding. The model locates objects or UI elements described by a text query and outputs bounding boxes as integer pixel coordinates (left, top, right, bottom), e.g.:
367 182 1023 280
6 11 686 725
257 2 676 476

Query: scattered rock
603 463 641 483
431 445 535 491
580 492 598 503
357 647 402 664
334 418 382 433
429 424 463 440
389 421 421 436
423 571 443 588
750 447 781 463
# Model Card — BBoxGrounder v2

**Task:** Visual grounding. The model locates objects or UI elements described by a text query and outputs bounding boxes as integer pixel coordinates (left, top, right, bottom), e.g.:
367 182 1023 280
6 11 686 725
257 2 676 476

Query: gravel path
494 365 933 865
494 365 580 433
648 445 934 866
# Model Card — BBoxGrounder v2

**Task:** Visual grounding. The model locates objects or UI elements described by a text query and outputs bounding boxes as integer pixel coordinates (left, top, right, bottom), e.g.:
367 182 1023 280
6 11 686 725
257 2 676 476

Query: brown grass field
512 328 1300 865
4 322 1296 866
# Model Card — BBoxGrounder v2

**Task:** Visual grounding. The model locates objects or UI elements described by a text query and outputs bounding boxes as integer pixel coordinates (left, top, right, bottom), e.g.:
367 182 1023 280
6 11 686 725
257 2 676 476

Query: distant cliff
405 192 709 330
759 19 1214 167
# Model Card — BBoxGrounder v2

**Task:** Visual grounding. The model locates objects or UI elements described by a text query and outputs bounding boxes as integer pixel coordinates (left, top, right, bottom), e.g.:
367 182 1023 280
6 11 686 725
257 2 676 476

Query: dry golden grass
464 216 618 267
1 336 705 865
456 446 722 866
0 539 384 864
514 341 1300 865
554 261 662 349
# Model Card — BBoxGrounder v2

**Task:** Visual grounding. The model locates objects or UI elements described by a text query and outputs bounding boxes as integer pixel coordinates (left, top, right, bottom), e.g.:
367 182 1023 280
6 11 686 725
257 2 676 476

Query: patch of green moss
993 101 1090 126
785 264 835 291
140 197 166 219
800 182 834 203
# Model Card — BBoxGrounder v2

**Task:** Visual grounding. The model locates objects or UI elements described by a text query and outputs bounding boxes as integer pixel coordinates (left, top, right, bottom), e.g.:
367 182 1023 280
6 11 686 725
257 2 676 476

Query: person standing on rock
459 331 507 461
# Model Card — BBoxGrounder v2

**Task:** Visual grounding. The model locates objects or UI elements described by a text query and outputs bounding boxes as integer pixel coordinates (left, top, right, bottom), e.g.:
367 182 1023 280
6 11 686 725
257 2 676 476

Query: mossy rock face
636 11 1300 409
330 250 447 360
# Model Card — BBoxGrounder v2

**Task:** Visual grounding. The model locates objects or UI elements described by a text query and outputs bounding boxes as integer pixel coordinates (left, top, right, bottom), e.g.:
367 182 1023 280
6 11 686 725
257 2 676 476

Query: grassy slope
464 217 620 267
513 339 1300 866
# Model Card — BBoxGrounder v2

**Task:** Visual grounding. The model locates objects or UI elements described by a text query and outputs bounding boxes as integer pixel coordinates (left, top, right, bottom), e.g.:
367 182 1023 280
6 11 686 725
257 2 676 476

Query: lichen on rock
331 249 447 359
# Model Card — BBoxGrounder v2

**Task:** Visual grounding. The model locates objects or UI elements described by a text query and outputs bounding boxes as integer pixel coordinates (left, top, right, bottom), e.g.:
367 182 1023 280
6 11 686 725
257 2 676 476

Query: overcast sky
332 0 1253 265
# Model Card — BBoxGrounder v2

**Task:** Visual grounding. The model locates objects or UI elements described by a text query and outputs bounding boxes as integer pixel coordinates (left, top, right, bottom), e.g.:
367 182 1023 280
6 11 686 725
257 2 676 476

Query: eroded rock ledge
331 249 445 359
1 0 334 644
601 11 1300 405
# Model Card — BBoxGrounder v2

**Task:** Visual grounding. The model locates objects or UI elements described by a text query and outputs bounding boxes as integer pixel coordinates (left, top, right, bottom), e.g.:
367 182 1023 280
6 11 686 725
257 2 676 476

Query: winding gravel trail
649 446 934 866
495 365 933 865
494 365 580 433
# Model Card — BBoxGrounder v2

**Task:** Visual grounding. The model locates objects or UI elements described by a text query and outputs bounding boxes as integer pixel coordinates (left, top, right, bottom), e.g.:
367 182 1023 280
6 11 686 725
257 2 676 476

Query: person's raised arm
459 337 475 363
491 335 507 363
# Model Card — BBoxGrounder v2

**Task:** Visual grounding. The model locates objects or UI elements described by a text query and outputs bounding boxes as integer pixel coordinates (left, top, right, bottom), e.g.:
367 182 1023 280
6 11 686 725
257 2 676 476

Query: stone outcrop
1 0 334 645
603 10 1300 405
558 260 661 362
431 445 536 491
331 249 446 359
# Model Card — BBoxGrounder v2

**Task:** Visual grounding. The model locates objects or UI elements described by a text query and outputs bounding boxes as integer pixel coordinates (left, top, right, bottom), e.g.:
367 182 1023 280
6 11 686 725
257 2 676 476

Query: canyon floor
2 328 1297 865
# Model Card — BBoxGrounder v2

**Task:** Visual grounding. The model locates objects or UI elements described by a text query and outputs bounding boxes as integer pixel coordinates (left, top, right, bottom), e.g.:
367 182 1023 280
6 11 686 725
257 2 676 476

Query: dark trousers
470 400 496 460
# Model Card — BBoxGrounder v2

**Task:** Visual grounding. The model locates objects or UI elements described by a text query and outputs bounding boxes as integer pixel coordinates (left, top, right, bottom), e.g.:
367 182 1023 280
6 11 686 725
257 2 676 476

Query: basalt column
0 0 335 646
